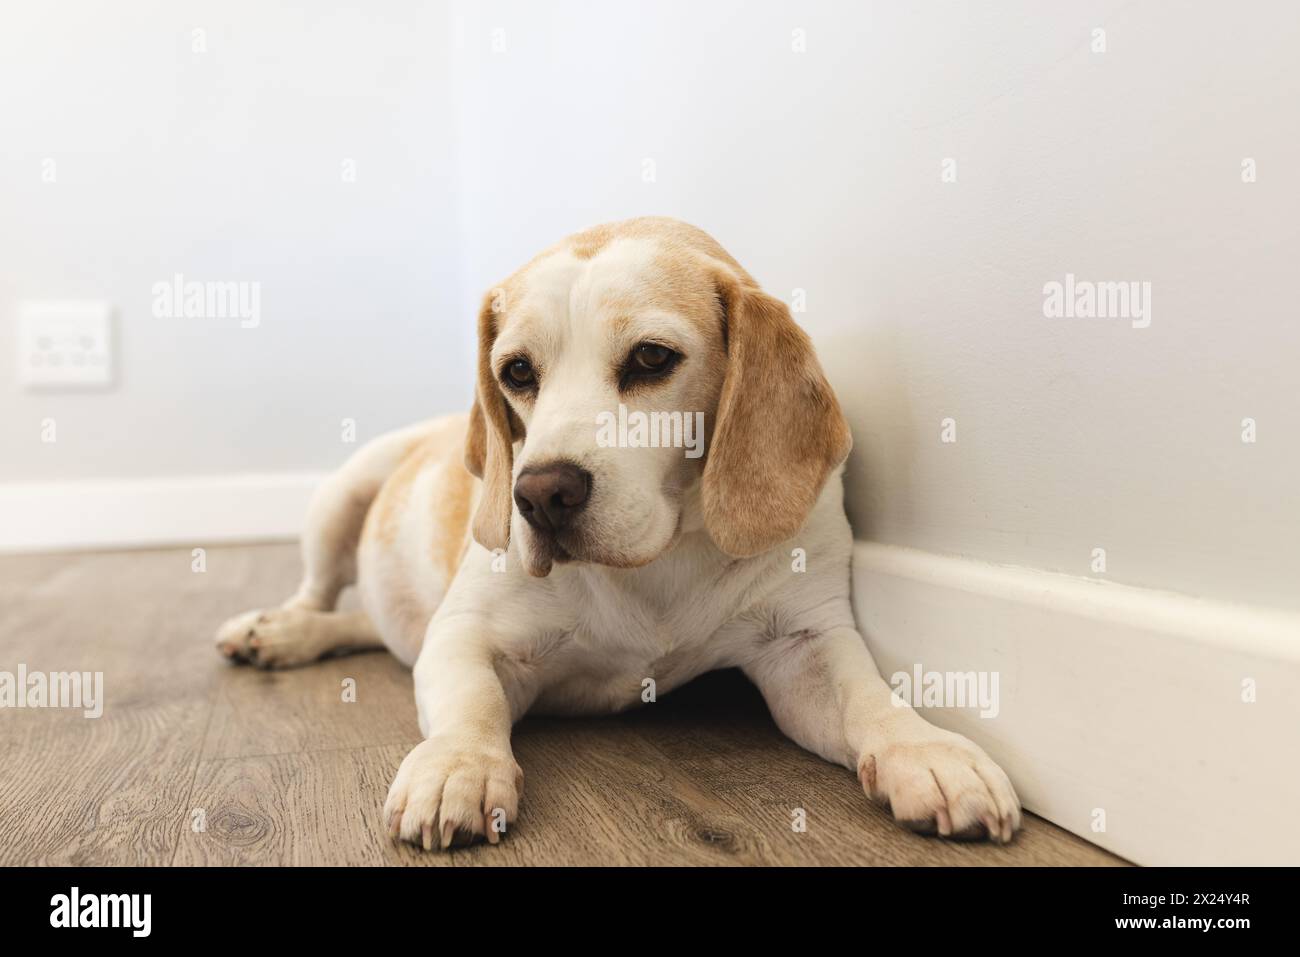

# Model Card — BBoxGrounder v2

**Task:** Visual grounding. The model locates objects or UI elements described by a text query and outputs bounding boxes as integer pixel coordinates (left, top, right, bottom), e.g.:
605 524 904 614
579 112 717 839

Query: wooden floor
0 543 1124 867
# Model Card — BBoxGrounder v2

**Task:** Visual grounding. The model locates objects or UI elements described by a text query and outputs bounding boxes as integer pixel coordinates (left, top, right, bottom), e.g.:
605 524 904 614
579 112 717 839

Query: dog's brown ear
702 270 852 557
465 291 515 551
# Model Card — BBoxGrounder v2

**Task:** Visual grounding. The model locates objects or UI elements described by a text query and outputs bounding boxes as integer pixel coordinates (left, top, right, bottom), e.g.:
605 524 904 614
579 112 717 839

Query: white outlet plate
17 301 115 390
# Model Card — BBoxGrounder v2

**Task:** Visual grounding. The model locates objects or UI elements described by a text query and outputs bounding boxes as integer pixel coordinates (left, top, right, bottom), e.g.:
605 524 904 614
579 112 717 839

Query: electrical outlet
17 301 115 390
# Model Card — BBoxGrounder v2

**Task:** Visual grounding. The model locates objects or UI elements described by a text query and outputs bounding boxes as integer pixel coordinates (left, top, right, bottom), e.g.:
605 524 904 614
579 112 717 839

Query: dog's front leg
384 617 529 850
744 622 1022 843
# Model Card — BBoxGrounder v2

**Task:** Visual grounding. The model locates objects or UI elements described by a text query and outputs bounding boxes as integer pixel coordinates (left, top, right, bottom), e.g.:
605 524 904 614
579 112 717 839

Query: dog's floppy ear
465 290 516 551
702 269 852 558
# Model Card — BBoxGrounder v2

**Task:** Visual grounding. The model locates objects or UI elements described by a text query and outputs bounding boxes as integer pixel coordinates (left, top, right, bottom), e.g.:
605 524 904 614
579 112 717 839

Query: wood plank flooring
0 544 1125 866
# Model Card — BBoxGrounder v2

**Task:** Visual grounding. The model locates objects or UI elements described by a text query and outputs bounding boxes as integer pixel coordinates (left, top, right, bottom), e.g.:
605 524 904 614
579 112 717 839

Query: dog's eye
502 358 536 390
621 343 680 388
632 344 673 371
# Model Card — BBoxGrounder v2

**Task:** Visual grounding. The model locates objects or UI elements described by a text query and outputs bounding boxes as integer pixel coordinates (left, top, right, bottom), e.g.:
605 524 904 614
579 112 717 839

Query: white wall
0 1 471 482
4 1 1298 606
450 0 1300 613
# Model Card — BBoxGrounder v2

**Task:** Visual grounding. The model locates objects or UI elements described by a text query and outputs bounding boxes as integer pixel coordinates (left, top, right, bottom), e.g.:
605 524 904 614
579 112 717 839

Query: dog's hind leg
215 607 383 669
215 422 438 668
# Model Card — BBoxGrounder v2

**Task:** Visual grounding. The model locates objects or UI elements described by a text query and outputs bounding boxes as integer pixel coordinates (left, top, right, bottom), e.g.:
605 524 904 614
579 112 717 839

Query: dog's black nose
514 462 591 534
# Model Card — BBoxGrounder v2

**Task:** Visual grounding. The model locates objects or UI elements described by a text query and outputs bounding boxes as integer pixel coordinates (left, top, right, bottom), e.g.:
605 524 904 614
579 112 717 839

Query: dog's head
465 217 851 577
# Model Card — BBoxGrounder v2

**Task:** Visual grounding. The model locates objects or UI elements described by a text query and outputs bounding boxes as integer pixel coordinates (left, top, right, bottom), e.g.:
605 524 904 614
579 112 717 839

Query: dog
215 217 1021 850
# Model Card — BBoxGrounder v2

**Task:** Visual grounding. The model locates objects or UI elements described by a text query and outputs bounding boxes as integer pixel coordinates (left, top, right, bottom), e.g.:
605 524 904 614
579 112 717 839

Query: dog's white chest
523 606 728 716
491 532 785 717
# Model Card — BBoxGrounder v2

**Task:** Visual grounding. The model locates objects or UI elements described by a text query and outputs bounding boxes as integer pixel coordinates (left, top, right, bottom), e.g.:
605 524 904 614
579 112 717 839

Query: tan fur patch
431 443 478 579
465 294 517 551
367 442 433 549
701 271 852 557
562 217 749 271
365 416 478 581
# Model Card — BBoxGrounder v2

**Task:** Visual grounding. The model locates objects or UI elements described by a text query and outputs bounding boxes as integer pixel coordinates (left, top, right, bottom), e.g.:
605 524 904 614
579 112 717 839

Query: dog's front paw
859 731 1021 844
384 736 523 850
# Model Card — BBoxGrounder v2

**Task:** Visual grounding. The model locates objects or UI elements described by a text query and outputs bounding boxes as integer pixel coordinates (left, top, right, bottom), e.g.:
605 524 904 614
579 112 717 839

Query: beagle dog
215 217 1022 850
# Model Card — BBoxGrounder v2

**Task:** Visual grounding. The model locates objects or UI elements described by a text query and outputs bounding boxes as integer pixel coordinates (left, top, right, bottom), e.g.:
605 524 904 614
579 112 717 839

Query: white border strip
0 473 327 553
852 541 1300 865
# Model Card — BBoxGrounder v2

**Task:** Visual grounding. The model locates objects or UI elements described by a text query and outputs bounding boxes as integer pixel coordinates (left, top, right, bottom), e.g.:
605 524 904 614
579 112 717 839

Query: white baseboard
852 541 1300 866
0 473 327 553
